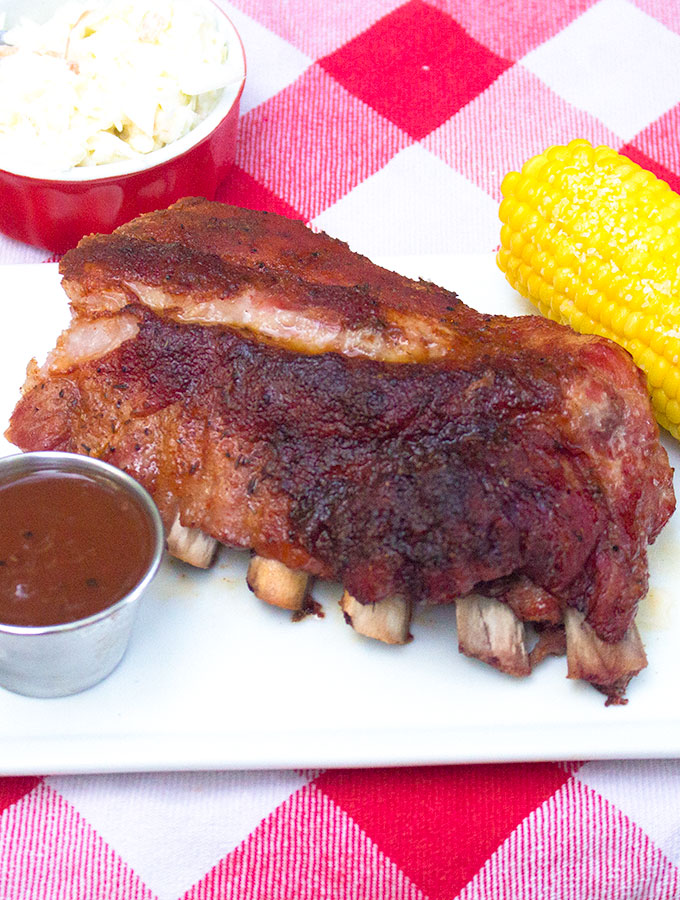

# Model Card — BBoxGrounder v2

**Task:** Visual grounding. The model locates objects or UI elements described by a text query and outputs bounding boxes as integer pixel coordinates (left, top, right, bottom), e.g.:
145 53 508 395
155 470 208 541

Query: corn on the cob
497 138 680 440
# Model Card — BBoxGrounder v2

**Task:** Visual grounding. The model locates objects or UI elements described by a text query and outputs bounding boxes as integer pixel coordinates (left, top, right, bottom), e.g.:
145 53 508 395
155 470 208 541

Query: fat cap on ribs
7 198 676 702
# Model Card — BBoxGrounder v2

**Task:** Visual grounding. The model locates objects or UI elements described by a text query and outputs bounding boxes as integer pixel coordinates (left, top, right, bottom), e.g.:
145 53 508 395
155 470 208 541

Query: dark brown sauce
0 469 155 627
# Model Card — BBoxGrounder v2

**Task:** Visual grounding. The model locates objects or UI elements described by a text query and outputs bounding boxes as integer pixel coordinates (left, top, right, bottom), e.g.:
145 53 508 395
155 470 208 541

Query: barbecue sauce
0 470 155 627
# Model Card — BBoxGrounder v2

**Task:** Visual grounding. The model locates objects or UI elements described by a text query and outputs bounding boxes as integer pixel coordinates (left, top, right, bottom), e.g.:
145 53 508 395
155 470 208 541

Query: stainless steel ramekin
0 451 164 697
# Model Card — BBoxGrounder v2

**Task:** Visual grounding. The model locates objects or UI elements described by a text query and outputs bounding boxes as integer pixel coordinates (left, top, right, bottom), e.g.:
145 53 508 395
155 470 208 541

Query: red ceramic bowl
0 0 246 255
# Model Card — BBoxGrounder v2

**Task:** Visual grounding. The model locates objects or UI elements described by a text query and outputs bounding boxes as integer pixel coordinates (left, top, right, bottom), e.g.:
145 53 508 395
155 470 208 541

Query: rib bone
167 511 219 568
340 591 412 644
564 608 647 704
246 555 310 611
456 594 531 676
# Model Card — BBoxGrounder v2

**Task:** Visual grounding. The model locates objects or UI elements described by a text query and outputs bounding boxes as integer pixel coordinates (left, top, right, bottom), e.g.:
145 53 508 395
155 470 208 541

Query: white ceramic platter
0 258 679 775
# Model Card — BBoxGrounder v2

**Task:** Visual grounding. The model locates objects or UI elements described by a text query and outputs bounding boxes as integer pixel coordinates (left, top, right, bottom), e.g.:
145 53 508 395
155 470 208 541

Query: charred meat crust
60 198 467 323
9 306 673 645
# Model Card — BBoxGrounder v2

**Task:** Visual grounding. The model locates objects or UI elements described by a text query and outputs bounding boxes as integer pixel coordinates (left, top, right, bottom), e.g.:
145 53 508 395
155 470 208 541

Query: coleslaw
0 0 235 172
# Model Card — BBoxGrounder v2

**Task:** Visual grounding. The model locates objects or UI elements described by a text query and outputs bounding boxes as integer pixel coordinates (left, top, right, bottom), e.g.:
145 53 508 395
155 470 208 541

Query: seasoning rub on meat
7 198 675 703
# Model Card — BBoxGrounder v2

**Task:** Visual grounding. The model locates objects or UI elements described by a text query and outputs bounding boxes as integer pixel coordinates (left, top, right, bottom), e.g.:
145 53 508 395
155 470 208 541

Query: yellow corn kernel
497 138 680 440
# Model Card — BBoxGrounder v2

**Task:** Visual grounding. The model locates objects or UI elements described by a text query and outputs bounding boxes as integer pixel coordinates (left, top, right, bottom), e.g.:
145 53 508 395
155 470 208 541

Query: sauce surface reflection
0 469 155 626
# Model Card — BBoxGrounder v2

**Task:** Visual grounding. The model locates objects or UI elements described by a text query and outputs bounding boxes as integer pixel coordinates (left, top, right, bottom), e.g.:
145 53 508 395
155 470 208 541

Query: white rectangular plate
1 258 680 775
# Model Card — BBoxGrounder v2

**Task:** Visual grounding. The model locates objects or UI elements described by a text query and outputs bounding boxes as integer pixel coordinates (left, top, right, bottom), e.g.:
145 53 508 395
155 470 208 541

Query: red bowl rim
0 0 247 186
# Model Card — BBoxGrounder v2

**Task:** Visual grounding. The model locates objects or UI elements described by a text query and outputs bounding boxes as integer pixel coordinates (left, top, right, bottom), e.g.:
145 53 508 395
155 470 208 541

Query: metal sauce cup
0 451 164 697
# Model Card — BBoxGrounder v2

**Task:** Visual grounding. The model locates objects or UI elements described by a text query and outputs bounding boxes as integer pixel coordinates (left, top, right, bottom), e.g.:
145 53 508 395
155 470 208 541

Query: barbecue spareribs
7 199 675 701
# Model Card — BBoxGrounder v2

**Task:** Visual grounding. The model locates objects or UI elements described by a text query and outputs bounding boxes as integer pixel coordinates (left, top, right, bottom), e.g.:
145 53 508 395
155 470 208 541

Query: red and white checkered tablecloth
3 0 680 897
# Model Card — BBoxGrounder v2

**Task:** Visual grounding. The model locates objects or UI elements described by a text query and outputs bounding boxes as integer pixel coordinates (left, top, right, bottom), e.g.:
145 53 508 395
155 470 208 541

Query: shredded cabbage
0 0 233 172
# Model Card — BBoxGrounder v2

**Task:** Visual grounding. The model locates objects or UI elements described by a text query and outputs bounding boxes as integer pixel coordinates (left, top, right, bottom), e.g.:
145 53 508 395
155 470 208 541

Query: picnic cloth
2 1 680 897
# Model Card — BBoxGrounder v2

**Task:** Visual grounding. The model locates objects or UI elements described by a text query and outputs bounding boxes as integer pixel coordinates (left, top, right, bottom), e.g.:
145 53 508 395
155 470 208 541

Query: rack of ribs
7 198 675 703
